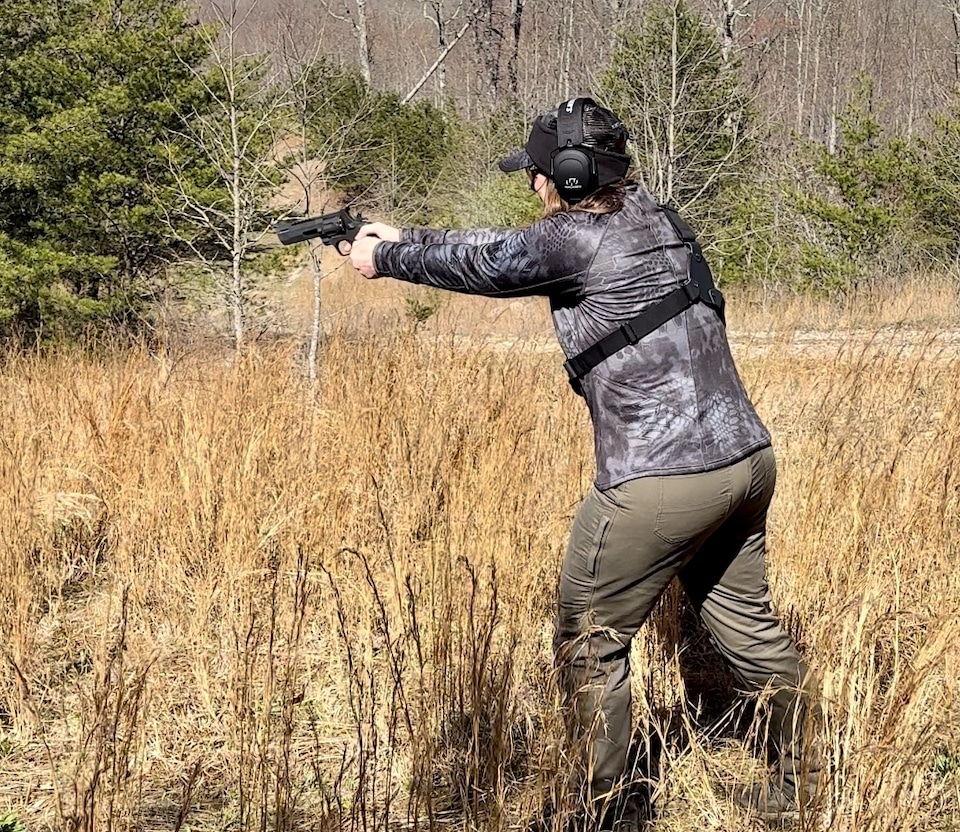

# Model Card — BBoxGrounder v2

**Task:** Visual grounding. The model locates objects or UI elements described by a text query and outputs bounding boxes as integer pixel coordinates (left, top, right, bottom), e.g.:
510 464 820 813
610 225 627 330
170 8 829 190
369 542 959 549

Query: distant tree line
1 0 959 342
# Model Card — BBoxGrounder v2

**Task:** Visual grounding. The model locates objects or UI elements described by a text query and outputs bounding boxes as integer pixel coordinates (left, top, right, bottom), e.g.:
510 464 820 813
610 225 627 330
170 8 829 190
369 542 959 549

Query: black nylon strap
563 205 726 394
659 205 696 243
563 281 701 382
660 205 724 319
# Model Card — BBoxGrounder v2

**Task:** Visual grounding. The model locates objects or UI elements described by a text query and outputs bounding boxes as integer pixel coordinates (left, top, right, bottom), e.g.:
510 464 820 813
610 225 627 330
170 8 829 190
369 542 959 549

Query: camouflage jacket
374 185 771 490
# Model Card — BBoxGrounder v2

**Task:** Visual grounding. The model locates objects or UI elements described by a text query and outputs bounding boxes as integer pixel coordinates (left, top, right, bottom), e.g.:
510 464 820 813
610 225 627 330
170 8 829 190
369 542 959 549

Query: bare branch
402 8 478 105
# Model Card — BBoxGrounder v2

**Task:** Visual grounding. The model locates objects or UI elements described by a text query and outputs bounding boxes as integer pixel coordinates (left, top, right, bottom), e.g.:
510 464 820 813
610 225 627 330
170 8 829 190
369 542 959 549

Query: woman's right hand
355 222 401 243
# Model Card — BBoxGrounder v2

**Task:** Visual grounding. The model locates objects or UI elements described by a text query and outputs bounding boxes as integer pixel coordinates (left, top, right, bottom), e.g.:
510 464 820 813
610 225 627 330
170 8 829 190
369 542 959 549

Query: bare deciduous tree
319 0 374 83
273 14 382 381
163 0 287 350
718 0 755 64
472 0 505 100
603 0 757 217
943 0 960 82
507 0 524 97
417 0 477 105
187 0 958 174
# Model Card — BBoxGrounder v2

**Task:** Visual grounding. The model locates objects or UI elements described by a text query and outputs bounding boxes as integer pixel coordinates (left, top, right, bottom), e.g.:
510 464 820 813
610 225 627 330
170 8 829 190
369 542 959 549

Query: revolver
275 208 366 254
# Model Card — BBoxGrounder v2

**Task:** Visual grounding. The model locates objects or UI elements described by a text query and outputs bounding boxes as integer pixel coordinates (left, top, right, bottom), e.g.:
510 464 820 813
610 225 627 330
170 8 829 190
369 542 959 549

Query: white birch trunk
792 0 807 135
356 0 372 84
666 0 679 205
827 14 842 155
808 0 828 140
227 10 245 350
307 247 323 384
953 2 960 83
719 0 736 66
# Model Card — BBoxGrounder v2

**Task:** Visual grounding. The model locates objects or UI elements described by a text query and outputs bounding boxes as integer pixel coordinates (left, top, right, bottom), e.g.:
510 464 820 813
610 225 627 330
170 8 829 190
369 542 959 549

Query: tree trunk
227 7 245 350
307 248 323 384
433 2 447 105
952 1 960 83
807 0 826 139
507 0 524 98
906 0 919 136
827 14 842 155
793 0 807 135
473 0 501 100
558 2 575 99
356 0 372 84
717 0 751 133
719 0 736 66
666 0 679 205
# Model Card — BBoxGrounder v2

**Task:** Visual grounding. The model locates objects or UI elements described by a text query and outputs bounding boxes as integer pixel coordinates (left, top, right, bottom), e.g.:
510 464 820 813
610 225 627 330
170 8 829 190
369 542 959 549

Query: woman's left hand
350 235 381 279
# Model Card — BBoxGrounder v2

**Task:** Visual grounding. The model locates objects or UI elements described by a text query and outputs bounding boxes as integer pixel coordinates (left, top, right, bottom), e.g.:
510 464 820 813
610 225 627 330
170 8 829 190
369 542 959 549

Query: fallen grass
0 272 958 831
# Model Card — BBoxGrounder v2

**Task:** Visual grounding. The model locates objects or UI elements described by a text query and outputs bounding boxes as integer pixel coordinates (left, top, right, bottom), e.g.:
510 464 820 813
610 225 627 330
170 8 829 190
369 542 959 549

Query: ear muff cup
552 146 595 203
551 97 598 203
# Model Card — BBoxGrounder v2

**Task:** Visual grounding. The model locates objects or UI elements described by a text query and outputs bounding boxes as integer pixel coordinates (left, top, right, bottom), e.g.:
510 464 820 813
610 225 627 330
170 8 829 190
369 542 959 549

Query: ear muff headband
551 98 596 204
556 97 586 148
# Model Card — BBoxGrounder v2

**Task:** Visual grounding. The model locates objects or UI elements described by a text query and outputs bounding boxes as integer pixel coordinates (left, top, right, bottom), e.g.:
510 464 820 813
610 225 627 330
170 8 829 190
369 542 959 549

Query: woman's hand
356 222 400 243
349 235 381 279
346 222 400 279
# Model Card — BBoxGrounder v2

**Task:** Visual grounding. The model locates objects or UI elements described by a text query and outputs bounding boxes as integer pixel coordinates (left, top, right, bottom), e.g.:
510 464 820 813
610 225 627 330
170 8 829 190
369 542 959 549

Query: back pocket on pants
654 475 733 545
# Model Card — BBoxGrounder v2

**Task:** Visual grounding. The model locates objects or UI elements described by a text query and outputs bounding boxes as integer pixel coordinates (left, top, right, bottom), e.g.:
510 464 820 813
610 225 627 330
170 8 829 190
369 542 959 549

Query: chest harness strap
563 204 726 396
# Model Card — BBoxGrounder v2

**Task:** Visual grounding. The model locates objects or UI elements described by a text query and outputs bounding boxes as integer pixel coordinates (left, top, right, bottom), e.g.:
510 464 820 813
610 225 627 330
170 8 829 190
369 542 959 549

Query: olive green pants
554 445 813 800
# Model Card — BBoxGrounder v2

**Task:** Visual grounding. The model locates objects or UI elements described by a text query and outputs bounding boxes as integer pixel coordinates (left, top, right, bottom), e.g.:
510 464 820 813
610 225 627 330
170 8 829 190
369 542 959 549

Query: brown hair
532 173 631 219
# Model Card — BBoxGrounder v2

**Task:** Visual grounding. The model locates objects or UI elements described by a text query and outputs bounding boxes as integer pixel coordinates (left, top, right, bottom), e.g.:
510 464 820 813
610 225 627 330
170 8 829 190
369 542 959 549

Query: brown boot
736 777 801 822
739 687 824 824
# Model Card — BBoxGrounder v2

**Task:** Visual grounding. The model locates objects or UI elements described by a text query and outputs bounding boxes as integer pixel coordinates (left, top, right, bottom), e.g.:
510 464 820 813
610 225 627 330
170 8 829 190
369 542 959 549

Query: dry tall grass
1 271 958 832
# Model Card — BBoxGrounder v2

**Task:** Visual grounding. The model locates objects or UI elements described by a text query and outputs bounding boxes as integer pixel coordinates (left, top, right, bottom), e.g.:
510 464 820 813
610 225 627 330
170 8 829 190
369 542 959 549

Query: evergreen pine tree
0 0 218 337
790 76 916 293
599 0 756 227
916 92 960 264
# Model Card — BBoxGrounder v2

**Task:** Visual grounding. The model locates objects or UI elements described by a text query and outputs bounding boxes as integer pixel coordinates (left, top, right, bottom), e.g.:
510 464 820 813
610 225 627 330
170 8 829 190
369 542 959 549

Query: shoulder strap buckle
618 320 640 344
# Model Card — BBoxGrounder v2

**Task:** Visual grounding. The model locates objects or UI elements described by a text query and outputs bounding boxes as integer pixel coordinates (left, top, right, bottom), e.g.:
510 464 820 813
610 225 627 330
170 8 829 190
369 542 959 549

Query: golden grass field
1 261 959 832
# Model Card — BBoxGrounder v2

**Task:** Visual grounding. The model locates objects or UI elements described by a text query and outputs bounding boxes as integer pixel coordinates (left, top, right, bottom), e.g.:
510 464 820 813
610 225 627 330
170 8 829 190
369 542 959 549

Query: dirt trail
727 327 960 360
466 327 960 362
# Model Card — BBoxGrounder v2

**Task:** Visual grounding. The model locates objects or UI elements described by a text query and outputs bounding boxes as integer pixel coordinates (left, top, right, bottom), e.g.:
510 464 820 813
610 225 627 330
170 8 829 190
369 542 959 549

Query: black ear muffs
551 98 597 203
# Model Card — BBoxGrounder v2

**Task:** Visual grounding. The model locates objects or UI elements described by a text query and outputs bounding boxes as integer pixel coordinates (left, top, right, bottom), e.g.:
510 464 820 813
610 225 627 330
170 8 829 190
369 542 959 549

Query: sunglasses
526 166 542 192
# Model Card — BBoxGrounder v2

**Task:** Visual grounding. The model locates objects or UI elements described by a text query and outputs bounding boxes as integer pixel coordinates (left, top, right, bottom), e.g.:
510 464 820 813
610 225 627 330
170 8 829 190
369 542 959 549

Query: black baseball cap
498 97 631 188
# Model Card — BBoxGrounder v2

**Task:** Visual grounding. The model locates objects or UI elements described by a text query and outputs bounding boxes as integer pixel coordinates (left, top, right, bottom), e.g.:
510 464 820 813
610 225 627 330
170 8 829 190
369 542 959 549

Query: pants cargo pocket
585 512 613 578
557 488 621 636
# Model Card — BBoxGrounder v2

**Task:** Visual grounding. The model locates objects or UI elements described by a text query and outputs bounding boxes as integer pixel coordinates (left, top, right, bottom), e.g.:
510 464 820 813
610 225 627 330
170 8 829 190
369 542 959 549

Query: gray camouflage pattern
374 185 771 490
